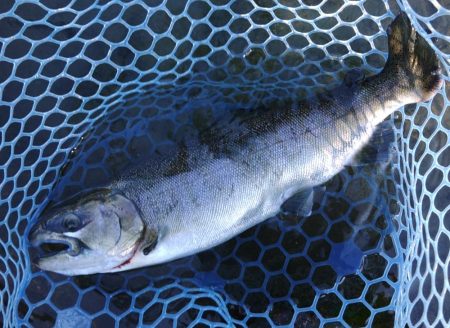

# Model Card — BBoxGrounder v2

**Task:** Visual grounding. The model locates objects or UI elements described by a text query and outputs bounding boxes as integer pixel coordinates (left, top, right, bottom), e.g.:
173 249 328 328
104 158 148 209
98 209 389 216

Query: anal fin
347 121 396 167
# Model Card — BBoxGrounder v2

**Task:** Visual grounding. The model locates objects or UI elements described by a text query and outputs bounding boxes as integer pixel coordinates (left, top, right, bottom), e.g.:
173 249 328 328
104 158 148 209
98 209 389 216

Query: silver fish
30 13 442 275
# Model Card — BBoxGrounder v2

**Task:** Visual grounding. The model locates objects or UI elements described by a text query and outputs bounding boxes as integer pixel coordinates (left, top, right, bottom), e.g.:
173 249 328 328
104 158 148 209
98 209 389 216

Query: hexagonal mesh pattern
0 0 448 327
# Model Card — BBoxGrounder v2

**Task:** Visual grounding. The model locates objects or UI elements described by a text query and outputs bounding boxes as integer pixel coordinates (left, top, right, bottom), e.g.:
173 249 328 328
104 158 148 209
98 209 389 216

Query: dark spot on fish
315 89 335 108
198 120 232 156
163 143 191 177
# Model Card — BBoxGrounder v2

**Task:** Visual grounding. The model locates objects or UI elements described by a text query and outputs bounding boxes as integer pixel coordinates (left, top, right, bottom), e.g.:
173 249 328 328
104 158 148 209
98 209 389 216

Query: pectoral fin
280 188 314 219
141 227 159 255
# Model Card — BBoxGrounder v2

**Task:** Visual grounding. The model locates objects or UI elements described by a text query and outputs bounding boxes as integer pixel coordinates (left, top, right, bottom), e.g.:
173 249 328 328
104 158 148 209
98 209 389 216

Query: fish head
29 189 155 275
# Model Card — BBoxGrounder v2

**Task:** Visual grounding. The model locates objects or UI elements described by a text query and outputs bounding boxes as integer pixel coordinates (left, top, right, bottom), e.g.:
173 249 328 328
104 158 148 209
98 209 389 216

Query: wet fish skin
112 14 441 273
29 13 443 275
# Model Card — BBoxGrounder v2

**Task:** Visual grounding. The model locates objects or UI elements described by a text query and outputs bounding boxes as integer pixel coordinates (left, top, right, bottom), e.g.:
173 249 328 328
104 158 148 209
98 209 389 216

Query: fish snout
30 225 82 257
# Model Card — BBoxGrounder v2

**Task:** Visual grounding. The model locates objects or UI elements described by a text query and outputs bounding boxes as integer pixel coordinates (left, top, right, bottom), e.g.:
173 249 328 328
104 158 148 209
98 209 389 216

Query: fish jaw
37 250 125 276
30 223 137 275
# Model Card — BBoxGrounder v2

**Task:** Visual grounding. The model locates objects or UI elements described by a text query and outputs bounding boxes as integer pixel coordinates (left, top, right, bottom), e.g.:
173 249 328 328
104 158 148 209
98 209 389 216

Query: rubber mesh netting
0 0 449 327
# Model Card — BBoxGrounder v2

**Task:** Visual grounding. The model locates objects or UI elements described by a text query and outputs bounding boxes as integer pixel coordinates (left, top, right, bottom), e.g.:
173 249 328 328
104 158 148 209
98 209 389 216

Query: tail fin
385 13 443 102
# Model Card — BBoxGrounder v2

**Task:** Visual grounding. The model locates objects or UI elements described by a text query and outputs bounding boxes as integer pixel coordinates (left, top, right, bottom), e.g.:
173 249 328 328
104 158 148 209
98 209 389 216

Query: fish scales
29 13 443 275
109 68 400 264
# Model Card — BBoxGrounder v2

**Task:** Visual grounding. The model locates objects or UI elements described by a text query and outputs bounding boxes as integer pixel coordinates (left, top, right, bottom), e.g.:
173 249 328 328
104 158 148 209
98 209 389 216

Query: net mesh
0 0 448 327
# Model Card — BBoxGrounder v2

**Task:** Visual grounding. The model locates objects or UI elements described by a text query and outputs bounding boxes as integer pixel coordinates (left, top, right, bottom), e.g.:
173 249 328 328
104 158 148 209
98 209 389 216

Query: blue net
0 0 449 327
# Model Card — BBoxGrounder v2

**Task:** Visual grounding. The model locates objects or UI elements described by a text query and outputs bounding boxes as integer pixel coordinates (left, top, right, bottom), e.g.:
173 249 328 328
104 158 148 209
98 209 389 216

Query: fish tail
385 12 443 102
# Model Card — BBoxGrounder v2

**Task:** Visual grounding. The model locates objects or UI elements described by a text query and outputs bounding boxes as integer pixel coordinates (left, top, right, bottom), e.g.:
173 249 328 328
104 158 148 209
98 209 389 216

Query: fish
29 13 443 275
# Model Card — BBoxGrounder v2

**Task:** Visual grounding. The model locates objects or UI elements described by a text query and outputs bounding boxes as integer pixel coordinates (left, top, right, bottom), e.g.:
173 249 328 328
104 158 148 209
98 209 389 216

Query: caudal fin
385 12 443 102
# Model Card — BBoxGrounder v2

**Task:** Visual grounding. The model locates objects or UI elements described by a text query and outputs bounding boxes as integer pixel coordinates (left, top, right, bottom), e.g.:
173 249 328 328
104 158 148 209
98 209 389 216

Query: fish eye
63 215 81 232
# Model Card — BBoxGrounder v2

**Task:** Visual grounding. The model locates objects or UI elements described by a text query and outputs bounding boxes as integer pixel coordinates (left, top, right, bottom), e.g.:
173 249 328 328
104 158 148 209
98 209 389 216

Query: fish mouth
30 226 83 258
